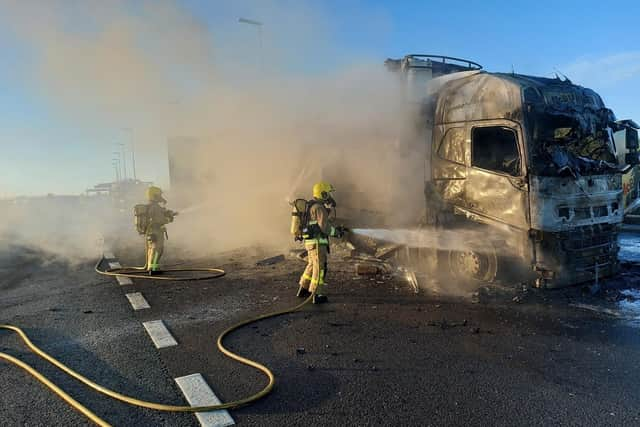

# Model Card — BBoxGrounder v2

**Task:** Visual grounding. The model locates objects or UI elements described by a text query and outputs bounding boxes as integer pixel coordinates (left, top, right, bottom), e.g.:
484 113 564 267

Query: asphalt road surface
3 239 640 426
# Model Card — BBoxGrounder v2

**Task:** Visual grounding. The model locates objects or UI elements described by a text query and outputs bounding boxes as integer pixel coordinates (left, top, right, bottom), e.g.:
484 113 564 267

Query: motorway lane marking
174 374 235 427
125 292 151 310
107 261 133 286
143 320 178 348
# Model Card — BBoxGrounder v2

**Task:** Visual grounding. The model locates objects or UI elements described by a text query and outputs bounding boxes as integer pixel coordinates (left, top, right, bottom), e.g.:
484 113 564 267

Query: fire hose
93 257 227 281
0 257 315 427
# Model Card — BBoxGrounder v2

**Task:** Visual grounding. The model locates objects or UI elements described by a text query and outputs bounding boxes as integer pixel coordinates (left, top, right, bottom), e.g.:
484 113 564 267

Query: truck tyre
442 242 498 283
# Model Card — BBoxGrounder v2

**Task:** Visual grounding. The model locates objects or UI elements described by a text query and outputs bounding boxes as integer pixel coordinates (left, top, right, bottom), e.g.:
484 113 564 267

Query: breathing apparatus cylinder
134 204 150 235
290 199 308 241
290 207 301 236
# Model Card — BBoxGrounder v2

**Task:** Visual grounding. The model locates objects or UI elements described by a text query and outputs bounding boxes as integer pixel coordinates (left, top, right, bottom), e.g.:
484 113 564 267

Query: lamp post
119 143 128 181
112 158 121 182
112 164 120 182
122 127 137 181
112 152 122 182
238 17 263 68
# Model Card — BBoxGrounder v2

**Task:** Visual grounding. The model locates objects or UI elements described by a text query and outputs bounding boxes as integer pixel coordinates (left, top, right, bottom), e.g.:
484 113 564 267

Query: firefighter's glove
166 210 179 221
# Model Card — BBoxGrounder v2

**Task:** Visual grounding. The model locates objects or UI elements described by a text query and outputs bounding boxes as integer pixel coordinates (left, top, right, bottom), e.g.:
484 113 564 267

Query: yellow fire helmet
312 181 335 200
146 186 166 202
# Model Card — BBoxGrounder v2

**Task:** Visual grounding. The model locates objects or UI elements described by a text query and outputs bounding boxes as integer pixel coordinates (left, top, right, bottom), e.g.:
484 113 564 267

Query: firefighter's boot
312 294 328 304
296 286 311 298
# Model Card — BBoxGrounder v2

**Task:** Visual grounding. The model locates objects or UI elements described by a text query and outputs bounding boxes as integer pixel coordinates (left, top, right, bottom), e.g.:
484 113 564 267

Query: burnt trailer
352 55 640 288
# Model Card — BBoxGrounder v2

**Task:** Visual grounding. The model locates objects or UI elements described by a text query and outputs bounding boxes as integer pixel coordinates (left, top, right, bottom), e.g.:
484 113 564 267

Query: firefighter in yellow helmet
142 186 178 275
297 182 346 304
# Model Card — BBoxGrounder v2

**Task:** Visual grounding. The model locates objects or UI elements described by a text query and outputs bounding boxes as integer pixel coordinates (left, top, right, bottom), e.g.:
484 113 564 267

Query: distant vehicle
86 179 153 213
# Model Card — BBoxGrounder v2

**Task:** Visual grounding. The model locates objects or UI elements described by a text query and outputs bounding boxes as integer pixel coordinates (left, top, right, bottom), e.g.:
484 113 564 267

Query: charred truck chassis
390 55 639 288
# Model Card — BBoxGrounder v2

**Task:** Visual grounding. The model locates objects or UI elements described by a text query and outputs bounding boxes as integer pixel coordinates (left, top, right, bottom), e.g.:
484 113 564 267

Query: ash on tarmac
3 238 640 426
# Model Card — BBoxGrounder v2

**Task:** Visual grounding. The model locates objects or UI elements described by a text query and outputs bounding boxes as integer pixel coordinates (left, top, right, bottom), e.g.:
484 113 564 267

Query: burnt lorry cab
392 55 640 287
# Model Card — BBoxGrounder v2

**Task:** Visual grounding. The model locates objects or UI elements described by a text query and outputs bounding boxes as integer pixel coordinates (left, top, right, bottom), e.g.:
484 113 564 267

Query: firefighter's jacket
305 200 336 245
146 202 173 235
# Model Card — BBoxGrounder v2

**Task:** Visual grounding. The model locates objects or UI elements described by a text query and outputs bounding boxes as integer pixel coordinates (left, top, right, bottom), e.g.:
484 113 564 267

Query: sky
1 0 640 197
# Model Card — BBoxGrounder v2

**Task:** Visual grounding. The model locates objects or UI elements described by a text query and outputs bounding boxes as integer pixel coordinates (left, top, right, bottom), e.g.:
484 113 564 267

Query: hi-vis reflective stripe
311 270 325 286
304 238 329 245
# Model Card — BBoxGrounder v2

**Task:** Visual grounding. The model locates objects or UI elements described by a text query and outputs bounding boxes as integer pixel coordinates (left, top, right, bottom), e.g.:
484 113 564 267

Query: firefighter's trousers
299 240 328 294
145 230 165 271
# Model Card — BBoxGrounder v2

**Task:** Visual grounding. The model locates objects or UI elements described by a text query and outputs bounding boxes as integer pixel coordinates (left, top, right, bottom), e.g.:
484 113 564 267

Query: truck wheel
445 243 498 283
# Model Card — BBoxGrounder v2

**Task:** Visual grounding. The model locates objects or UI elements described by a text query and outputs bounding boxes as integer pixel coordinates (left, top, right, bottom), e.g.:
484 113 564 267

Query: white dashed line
108 261 133 286
107 253 220 427
125 292 151 310
174 374 235 427
143 320 178 349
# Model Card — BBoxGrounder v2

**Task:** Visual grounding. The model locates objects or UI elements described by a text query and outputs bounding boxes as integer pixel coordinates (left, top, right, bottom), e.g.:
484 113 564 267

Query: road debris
355 263 379 275
256 254 285 266
427 319 468 329
375 244 402 260
328 322 350 327
289 249 308 261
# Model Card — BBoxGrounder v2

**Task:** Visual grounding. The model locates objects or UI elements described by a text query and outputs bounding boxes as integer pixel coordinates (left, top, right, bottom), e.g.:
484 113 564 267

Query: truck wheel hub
458 251 482 276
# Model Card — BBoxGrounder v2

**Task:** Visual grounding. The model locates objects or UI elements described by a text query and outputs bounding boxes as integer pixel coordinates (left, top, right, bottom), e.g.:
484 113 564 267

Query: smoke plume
1 1 424 262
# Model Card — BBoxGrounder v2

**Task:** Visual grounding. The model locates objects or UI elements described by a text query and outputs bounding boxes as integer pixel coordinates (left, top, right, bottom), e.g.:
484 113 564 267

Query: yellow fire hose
0 257 315 426
94 257 226 281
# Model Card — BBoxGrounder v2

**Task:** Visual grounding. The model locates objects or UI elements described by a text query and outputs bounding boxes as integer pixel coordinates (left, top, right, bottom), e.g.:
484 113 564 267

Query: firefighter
297 182 346 304
142 186 177 274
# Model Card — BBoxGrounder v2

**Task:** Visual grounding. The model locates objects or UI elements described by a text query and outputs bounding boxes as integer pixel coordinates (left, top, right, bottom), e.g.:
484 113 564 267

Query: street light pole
112 158 121 182
238 17 263 68
122 127 137 181
112 152 122 182
112 162 120 182
119 143 128 181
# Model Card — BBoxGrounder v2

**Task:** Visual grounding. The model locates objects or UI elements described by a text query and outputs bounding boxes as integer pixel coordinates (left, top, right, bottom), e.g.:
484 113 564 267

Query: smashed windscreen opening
529 111 620 177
